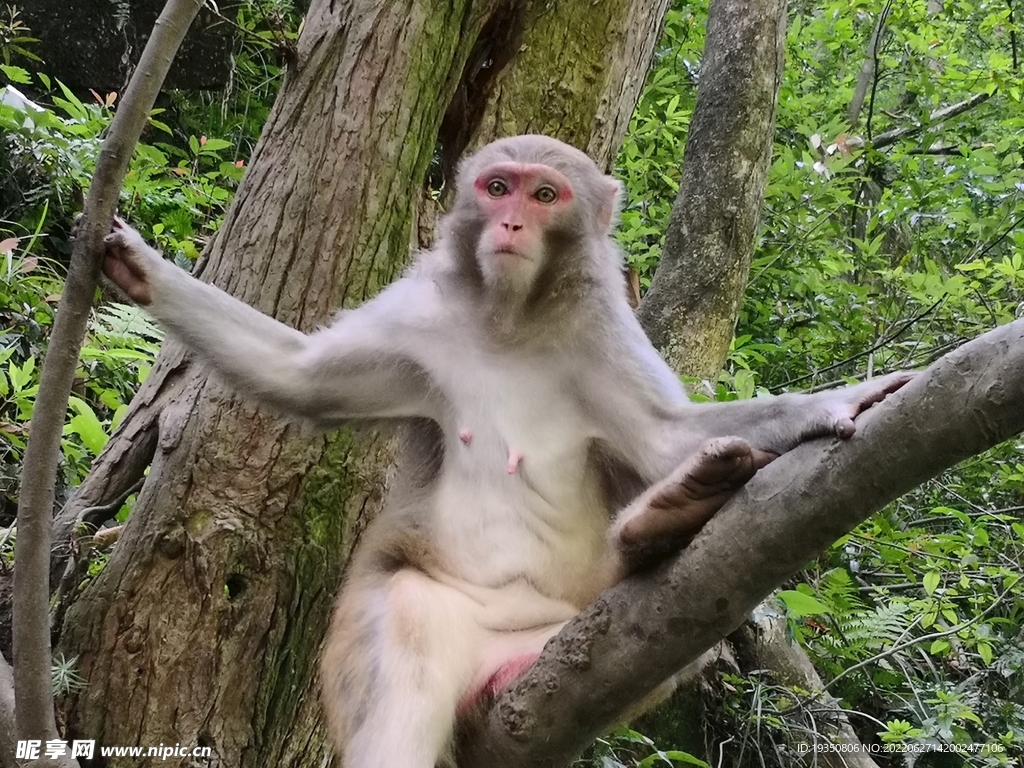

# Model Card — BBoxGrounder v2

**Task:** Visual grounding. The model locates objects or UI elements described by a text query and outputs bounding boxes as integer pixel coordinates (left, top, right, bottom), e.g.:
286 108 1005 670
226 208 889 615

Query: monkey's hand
612 437 775 573
101 217 162 306
810 370 916 440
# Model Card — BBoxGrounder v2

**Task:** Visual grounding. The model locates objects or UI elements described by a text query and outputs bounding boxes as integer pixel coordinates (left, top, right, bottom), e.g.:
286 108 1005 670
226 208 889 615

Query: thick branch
847 7 888 129
13 0 201 741
463 318 1024 767
872 92 990 150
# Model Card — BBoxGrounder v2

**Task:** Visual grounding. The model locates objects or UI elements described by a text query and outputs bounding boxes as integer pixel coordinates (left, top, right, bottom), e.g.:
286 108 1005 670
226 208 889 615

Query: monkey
98 135 911 768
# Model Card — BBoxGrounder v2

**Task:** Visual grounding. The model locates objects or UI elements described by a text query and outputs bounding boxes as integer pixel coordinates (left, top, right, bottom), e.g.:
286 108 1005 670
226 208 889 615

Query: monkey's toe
684 437 759 493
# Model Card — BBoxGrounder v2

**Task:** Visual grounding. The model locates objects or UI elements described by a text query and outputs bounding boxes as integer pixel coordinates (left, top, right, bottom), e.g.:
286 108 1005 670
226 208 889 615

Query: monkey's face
471 161 578 294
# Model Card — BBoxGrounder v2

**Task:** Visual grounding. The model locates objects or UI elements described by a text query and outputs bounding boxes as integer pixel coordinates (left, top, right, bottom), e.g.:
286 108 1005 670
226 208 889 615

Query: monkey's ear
599 178 624 232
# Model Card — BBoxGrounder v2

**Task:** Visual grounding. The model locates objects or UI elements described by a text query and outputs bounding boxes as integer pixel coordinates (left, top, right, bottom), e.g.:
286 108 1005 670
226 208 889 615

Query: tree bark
456 0 670 163
54 0 670 764
463 316 1024 768
636 0 787 381
0 653 15 768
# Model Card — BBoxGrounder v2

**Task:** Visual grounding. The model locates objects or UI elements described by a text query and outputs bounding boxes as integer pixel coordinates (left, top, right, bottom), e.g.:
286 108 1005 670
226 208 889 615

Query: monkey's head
446 135 623 310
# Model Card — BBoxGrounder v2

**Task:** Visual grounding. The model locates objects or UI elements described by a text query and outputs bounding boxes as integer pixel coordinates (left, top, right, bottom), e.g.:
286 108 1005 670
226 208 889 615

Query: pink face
473 162 576 264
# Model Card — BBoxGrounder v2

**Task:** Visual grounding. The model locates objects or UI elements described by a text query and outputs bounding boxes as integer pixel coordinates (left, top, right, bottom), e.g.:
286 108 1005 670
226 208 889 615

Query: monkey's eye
535 186 558 204
486 180 508 197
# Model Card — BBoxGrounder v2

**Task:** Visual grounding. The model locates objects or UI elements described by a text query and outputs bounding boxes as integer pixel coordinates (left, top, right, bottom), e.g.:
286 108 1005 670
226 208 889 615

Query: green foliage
0 0 301 514
615 0 707 286
0 231 162 501
582 727 710 768
0 5 39 67
163 0 299 159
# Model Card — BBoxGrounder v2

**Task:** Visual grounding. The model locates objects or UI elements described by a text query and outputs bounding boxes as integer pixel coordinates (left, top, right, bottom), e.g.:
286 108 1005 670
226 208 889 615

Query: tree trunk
637 0 787 381
54 0 669 764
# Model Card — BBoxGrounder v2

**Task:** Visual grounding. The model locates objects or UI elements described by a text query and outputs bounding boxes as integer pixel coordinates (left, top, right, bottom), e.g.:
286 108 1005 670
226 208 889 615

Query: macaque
99 135 910 768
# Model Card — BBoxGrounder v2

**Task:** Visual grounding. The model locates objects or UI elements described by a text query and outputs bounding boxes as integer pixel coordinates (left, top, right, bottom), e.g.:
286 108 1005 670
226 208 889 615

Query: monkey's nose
501 222 523 232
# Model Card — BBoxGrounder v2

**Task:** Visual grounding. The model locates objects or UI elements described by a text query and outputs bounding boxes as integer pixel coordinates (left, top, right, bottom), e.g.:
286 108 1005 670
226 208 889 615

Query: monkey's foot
617 437 775 547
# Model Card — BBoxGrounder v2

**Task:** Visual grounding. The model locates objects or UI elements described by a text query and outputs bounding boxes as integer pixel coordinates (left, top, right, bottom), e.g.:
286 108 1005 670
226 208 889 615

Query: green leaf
734 368 756 400
778 590 831 617
198 137 232 153
55 79 87 118
0 64 31 84
977 641 993 665
148 118 173 135
930 639 951 655
66 397 108 454
7 361 25 393
111 404 130 432
637 750 710 768
923 570 941 595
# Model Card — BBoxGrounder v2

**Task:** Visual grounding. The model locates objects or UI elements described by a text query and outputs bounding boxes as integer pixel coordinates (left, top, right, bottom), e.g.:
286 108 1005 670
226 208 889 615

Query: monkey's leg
611 437 774 573
322 570 484 768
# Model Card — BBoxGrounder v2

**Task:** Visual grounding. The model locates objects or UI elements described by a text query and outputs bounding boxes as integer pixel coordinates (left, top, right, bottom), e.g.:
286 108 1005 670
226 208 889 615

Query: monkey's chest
431 360 610 600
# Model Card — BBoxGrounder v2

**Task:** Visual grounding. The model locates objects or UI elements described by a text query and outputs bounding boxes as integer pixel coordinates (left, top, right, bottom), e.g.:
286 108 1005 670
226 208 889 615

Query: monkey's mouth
491 246 531 261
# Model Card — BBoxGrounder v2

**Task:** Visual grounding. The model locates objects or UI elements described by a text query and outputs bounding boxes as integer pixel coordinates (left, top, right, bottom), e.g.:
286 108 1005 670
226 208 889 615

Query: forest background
0 0 1023 765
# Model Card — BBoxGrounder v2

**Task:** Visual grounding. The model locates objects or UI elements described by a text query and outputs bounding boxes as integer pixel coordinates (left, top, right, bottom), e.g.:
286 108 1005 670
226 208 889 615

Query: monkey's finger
103 232 125 256
851 371 917 417
103 236 146 276
875 371 916 396
833 417 857 439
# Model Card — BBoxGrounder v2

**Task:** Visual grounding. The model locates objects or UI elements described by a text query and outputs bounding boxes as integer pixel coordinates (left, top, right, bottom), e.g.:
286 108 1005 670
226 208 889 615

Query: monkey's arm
606 375 911 576
102 219 439 423
659 372 914 468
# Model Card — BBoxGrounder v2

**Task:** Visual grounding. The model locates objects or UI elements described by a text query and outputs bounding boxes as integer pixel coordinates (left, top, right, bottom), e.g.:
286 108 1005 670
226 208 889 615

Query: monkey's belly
431 470 611 605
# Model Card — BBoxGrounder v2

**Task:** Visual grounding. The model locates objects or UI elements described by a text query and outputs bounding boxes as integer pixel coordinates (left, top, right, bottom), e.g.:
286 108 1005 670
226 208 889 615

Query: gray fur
99 136 911 768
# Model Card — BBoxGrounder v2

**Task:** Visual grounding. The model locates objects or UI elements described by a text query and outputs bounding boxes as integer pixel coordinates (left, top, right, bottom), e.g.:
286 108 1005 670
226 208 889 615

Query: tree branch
462 317 1024 767
848 0 890 131
864 0 893 140
13 0 202 742
872 92 991 150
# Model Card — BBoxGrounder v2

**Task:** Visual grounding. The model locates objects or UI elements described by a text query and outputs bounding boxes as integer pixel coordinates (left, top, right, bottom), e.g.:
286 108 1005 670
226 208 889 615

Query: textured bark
458 0 670 165
53 0 670 765
420 0 670 245
637 0 787 381
463 317 1024 768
